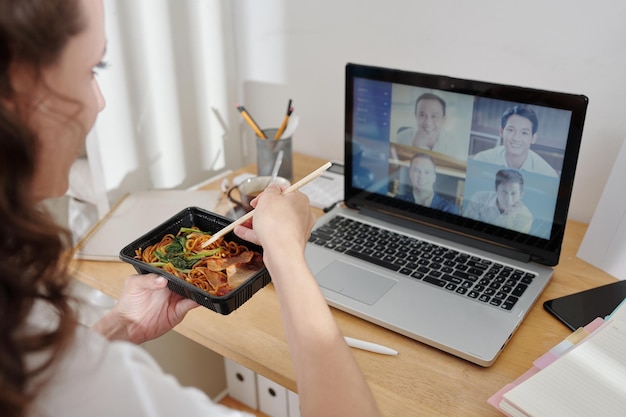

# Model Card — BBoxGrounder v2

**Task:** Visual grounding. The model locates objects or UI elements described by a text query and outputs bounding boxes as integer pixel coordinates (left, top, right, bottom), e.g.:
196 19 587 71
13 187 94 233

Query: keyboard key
344 249 401 272
468 267 486 276
410 271 424 280
423 276 446 287
442 274 462 285
502 296 519 310
489 298 502 307
512 283 528 298
494 291 508 300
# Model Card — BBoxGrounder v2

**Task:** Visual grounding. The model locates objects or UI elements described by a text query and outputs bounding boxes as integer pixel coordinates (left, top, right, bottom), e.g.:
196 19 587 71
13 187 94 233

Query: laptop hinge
359 207 533 263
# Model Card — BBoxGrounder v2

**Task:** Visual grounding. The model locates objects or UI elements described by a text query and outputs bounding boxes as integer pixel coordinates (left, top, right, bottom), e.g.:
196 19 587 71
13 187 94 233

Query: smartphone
543 280 626 330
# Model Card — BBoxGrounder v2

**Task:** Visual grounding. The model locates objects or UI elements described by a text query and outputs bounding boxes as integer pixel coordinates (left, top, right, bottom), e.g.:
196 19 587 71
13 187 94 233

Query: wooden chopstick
201 161 332 248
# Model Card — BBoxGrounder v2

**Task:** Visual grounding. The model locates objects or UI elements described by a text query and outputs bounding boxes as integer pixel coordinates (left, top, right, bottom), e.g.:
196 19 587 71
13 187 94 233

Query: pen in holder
256 128 293 181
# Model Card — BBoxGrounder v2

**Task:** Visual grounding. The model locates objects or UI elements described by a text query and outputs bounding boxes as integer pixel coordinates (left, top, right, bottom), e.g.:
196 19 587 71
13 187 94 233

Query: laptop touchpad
316 261 397 305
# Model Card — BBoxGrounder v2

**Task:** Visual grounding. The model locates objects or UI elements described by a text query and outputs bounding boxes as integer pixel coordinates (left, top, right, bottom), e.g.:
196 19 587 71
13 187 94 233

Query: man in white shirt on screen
473 105 558 177
396 93 468 161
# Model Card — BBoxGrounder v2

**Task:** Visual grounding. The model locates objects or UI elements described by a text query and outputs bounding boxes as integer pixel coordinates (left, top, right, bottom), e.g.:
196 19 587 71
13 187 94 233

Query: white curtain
85 0 241 217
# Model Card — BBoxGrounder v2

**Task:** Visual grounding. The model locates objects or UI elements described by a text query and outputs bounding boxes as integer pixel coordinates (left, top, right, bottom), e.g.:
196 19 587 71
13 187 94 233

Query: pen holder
256 128 293 181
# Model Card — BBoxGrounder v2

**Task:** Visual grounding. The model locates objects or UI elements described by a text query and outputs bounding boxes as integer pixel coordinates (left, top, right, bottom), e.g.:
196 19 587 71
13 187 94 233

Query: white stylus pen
344 336 398 355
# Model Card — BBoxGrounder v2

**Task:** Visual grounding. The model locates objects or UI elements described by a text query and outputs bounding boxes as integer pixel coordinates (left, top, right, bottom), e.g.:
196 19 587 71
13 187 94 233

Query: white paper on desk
299 169 344 209
76 190 219 261
578 139 626 280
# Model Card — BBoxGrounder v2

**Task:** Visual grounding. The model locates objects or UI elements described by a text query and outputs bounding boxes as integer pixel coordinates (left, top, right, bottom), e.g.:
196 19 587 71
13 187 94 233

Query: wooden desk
71 153 617 417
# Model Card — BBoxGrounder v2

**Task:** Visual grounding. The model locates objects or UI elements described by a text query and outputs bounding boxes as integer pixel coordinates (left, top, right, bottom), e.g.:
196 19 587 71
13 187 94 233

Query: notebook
305 63 588 366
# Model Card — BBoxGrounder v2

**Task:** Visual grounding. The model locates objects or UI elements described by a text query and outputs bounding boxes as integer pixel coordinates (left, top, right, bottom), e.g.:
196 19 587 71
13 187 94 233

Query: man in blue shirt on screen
397 152 458 214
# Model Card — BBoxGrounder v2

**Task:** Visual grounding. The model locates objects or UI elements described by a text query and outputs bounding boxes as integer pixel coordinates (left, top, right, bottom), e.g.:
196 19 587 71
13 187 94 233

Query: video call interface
350 77 574 240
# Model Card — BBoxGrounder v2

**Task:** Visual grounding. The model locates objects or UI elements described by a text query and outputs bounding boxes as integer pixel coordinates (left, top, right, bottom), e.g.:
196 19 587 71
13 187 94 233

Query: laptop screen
345 63 588 266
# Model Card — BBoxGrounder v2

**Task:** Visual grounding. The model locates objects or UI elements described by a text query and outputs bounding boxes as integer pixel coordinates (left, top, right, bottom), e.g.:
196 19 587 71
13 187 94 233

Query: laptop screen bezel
344 63 588 266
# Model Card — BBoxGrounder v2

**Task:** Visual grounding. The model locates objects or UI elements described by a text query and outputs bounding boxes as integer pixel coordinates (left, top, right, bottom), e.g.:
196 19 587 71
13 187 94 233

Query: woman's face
27 0 106 201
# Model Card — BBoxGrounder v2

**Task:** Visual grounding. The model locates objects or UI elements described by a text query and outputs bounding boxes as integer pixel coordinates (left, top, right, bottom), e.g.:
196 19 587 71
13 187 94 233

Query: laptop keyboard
308 215 535 311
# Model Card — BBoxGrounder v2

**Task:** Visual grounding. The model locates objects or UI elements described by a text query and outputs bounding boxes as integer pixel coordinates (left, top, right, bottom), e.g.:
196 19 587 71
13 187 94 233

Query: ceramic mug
227 176 290 212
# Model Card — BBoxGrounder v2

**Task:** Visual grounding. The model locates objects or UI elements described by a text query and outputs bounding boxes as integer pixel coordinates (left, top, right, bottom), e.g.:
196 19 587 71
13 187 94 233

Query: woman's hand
92 273 198 344
233 183 316 288
233 184 315 254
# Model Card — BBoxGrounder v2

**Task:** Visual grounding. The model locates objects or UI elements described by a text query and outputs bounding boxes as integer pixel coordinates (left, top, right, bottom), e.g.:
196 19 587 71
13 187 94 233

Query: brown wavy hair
0 0 86 416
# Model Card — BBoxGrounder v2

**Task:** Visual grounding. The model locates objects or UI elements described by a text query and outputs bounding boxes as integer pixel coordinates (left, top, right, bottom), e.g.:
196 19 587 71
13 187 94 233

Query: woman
0 0 381 416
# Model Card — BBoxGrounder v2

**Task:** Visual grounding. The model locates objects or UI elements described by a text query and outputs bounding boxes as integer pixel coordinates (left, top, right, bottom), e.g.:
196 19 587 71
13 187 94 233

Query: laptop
305 63 588 366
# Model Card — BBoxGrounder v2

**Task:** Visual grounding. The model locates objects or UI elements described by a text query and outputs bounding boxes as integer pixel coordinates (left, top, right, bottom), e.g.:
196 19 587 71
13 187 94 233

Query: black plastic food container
119 206 270 315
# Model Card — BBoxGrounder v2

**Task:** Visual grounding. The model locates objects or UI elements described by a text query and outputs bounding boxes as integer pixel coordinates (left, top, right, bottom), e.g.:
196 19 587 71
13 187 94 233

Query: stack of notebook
488 299 626 416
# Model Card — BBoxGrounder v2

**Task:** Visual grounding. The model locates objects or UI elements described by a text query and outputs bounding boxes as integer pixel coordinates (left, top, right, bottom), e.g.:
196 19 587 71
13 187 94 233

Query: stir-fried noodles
134 227 264 296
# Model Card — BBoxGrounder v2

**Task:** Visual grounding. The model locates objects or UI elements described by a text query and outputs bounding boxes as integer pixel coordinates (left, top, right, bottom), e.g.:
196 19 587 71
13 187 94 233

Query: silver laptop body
305 63 588 367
